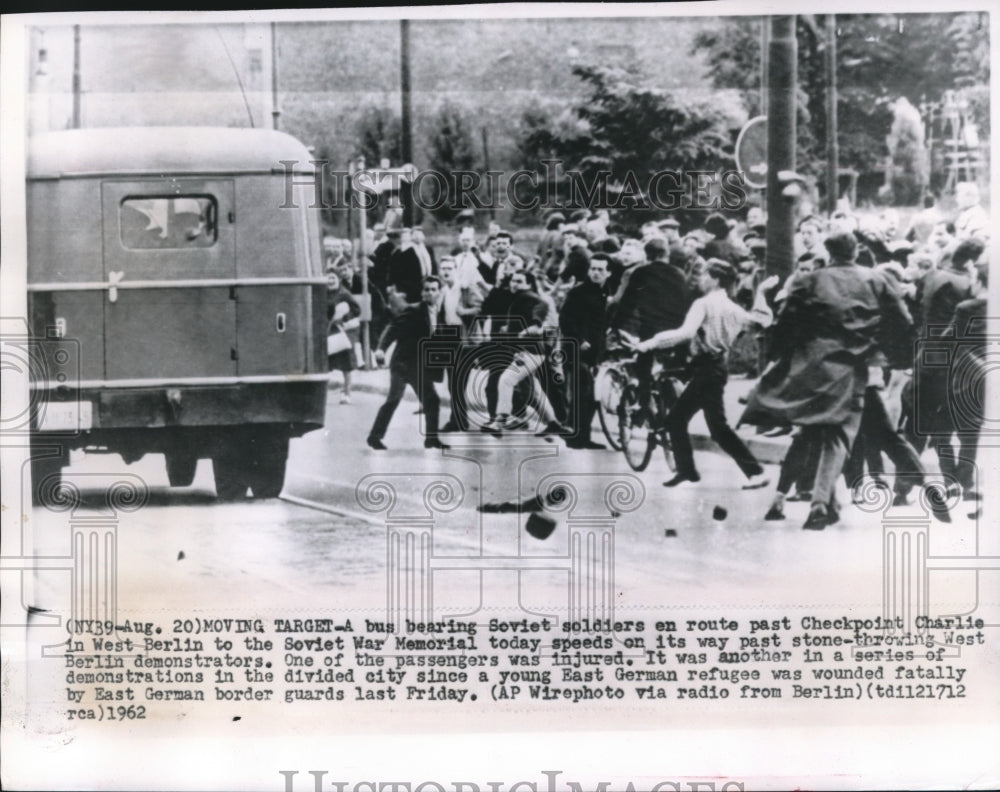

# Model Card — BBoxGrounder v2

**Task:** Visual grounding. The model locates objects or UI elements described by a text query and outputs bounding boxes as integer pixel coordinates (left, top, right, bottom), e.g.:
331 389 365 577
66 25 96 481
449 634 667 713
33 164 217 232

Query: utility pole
760 17 769 117
765 15 797 282
824 14 839 215
72 25 81 129
353 157 372 368
271 22 281 131
399 19 414 227
29 32 50 135
482 127 495 220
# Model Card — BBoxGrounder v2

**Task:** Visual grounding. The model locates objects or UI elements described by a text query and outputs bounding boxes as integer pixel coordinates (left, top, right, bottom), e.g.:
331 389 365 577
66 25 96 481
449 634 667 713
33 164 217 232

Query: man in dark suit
916 237 983 332
913 253 988 498
560 253 612 448
910 237 981 465
367 276 448 450
742 231 915 529
386 228 425 306
612 236 693 413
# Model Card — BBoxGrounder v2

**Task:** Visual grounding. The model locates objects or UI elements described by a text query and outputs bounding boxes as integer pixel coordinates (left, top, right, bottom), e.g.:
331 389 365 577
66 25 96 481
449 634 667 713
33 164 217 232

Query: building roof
28 127 316 178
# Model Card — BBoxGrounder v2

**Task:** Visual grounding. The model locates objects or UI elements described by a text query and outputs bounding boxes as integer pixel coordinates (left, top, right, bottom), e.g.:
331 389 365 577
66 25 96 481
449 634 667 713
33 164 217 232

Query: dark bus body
27 127 327 501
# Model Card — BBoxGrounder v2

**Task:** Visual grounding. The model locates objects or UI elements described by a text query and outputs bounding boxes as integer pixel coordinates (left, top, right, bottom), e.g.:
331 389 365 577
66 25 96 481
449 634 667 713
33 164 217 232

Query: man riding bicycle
611 236 694 424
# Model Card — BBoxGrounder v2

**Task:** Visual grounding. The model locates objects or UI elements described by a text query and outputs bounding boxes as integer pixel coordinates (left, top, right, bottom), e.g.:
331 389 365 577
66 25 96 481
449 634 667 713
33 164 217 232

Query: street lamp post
400 20 414 228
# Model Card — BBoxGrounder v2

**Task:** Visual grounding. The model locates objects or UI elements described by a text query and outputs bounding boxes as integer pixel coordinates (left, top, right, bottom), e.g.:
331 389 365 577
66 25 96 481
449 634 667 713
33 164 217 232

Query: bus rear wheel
247 433 289 499
213 445 248 501
165 451 198 487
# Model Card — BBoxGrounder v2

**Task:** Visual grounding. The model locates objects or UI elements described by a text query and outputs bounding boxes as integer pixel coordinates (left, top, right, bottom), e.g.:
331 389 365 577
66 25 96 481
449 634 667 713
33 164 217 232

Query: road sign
354 163 417 195
735 115 768 190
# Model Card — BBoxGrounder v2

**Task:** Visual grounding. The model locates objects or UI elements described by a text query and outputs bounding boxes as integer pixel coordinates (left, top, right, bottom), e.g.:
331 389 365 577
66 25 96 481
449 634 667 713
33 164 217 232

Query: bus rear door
101 178 236 381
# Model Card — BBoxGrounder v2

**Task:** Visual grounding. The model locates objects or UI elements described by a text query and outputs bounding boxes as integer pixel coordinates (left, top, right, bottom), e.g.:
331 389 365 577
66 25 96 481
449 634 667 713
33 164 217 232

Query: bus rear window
120 196 217 249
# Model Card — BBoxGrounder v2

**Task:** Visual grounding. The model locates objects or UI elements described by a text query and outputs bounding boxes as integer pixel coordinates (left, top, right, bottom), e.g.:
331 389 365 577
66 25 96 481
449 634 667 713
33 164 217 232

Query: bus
27 126 328 502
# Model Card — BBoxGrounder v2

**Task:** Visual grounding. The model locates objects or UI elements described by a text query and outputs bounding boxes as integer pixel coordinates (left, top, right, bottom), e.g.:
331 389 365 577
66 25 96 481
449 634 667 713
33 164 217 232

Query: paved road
23 385 984 624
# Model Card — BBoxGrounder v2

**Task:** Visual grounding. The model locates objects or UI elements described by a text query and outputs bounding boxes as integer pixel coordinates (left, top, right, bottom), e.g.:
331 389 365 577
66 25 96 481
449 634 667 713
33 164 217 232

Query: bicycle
612 342 687 473
593 356 628 451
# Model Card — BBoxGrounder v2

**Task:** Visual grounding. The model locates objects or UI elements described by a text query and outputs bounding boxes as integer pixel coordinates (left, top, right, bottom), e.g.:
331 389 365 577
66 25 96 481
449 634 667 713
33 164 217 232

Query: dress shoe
366 436 387 450
663 472 700 487
567 439 606 450
535 420 569 438
892 492 909 507
764 505 786 521
742 473 771 490
481 416 506 438
424 438 449 450
802 504 830 530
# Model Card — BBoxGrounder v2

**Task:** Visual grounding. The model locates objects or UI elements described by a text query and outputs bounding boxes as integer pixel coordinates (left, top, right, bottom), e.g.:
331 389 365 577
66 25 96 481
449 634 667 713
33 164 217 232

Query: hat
657 217 680 229
544 210 567 223
386 228 402 238
570 209 591 223
373 222 386 233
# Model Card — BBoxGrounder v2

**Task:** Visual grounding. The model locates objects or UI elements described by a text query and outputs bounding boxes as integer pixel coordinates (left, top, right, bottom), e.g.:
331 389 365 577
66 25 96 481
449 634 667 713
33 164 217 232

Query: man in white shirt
635 260 778 489
437 257 462 326
954 181 990 241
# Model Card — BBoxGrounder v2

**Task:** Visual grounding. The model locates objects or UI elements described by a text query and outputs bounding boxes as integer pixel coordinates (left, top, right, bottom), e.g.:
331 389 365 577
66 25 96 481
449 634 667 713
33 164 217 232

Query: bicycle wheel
657 378 680 472
595 364 624 451
619 384 655 472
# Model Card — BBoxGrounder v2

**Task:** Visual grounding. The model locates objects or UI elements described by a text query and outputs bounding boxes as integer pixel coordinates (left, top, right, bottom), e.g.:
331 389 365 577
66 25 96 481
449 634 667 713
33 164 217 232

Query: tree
423 102 479 221
354 104 402 167
513 63 739 228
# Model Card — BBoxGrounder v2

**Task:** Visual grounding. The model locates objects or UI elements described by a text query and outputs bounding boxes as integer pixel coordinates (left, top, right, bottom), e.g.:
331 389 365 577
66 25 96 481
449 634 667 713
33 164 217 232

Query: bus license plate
38 401 92 432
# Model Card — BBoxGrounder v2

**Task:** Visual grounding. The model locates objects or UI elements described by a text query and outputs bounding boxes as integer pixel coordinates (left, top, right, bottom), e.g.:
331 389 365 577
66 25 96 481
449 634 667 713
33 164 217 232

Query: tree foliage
424 102 479 221
354 104 402 167
693 12 990 203
514 63 738 226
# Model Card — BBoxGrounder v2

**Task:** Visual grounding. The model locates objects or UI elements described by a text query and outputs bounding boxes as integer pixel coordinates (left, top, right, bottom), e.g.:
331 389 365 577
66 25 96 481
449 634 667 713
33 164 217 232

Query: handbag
327 330 351 355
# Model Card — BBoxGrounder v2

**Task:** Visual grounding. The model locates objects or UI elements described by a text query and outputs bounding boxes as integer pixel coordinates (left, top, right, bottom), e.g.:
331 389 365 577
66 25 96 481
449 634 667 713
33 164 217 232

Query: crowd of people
323 180 990 528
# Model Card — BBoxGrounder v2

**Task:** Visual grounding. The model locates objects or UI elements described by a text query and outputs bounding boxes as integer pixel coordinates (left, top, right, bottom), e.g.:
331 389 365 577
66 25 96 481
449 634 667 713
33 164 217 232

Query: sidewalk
336 367 791 465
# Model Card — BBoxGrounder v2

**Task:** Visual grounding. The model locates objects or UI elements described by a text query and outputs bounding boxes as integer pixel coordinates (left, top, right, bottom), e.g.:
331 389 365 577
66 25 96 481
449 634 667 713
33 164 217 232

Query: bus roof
28 127 317 178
